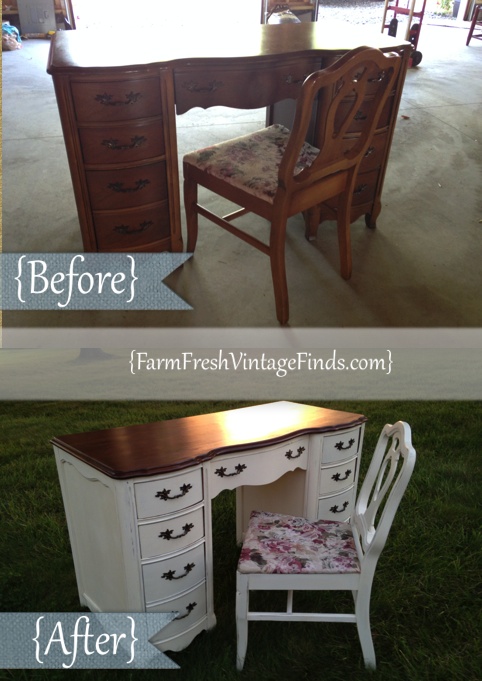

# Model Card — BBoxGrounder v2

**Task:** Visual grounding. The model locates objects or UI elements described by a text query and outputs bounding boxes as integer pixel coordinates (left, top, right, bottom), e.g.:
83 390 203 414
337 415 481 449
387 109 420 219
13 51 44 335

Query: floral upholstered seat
238 509 360 575
183 123 319 202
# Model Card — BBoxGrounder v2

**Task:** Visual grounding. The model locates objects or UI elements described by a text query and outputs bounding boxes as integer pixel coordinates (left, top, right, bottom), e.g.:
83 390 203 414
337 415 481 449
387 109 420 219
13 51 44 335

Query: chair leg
236 572 249 671
466 6 481 45
336 194 353 280
303 205 322 241
354 587 376 670
269 217 290 325
183 172 199 252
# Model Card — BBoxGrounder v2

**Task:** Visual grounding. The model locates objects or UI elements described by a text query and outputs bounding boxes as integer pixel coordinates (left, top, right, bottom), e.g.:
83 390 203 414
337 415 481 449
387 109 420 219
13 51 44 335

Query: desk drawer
317 487 355 522
174 59 320 114
336 95 393 134
209 436 309 497
71 77 162 123
134 468 203 519
147 582 207 643
322 427 362 464
319 457 357 495
344 130 388 173
143 542 206 604
86 161 168 210
79 120 165 165
351 169 379 207
138 506 205 559
93 202 172 251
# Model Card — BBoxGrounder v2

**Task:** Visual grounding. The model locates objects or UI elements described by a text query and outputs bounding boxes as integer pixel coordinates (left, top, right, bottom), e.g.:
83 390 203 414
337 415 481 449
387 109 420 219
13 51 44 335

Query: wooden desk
52 401 366 652
47 22 410 253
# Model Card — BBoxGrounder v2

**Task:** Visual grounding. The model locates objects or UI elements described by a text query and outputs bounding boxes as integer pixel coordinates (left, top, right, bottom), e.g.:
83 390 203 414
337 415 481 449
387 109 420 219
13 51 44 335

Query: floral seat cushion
183 123 319 202
238 510 361 575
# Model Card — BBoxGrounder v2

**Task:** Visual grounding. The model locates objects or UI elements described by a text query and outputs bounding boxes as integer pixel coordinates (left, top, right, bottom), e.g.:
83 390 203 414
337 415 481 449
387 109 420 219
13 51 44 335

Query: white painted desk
52 401 366 651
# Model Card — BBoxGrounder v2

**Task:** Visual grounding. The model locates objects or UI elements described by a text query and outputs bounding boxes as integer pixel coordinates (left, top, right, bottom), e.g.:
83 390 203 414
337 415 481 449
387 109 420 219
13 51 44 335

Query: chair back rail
354 421 416 559
278 47 401 194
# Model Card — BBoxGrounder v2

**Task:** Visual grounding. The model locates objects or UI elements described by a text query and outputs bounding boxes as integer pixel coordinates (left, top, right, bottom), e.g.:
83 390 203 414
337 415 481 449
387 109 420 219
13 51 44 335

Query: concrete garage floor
2 22 481 329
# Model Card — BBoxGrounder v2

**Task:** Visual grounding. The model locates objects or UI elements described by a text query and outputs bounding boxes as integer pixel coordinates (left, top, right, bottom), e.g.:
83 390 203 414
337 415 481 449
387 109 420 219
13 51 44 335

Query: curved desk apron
52 401 367 652
47 22 411 253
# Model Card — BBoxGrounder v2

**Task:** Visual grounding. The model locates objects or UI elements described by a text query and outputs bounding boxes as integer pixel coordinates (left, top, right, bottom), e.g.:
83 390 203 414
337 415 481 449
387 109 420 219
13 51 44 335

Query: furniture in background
52 401 366 653
2 0 66 33
183 47 401 325
261 0 319 23
466 0 482 44
16 0 56 33
236 420 416 670
47 24 411 253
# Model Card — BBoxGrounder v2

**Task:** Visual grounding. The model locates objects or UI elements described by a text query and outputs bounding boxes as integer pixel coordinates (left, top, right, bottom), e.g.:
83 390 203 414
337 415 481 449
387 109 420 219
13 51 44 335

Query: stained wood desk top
47 22 409 72
51 401 366 479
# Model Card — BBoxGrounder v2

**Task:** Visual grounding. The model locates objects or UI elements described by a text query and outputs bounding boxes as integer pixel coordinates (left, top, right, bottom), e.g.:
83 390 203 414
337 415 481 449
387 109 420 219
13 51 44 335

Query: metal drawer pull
329 501 349 514
334 438 355 451
159 523 194 540
215 463 247 478
284 73 309 85
174 602 197 621
113 220 152 235
161 563 195 581
285 446 305 460
155 484 193 501
332 469 352 482
355 70 387 85
364 146 375 157
353 184 368 195
368 70 388 83
354 110 368 121
95 91 142 107
102 135 147 151
183 80 223 94
107 179 150 193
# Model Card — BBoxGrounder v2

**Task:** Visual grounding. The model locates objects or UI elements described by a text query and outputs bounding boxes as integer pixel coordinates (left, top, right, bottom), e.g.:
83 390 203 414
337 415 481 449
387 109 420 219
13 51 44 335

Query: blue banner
0 612 180 669
0 253 192 310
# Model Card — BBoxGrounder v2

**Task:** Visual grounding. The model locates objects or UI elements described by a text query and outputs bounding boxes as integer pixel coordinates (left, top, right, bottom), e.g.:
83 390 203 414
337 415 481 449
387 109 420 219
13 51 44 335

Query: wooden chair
235 421 416 670
183 46 401 324
466 0 482 46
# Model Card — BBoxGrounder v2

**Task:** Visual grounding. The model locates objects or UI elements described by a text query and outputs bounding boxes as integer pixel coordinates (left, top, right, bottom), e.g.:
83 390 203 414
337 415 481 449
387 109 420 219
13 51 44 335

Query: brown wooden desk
47 23 411 253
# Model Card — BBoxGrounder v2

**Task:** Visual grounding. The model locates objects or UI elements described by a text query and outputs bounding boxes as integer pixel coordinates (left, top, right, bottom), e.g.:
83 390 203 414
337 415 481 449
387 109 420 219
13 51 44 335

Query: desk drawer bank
47 23 411 252
52 402 366 652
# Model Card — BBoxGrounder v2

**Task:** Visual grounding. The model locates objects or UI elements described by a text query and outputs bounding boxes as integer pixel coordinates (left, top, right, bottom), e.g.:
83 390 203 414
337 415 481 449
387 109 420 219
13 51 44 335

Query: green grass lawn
1 400 481 681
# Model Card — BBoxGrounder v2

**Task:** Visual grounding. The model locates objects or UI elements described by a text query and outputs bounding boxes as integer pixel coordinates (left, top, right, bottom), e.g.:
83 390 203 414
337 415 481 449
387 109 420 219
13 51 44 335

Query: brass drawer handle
94 91 142 107
113 220 153 235
329 501 349 514
285 446 305 460
101 135 147 151
107 179 150 194
162 563 195 581
334 438 355 451
174 602 197 621
159 523 194 541
332 469 352 482
353 184 368 196
364 146 375 157
215 463 246 478
155 484 193 501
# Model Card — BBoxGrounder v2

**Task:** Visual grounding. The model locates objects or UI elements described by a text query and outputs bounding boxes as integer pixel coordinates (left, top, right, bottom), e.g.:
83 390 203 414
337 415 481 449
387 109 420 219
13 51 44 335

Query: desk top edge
47 22 410 73
51 401 367 479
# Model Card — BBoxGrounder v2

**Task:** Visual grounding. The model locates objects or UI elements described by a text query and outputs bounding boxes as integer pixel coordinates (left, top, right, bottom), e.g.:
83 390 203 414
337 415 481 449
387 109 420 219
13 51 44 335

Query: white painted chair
235 421 416 670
